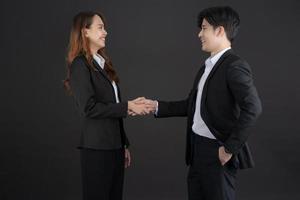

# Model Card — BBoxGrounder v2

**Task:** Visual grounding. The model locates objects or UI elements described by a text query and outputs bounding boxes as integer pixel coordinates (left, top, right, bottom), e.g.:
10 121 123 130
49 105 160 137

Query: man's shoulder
225 52 250 68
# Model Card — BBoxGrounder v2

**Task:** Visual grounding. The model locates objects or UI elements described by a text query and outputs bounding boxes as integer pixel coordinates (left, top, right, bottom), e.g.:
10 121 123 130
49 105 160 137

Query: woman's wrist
128 101 133 111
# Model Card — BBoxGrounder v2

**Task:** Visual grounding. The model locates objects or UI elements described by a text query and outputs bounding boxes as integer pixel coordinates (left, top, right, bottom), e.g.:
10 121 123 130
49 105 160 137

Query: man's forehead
202 19 209 26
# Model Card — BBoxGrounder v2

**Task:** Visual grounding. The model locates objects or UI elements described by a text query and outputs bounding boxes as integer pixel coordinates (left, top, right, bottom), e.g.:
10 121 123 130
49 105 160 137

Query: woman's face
84 15 107 51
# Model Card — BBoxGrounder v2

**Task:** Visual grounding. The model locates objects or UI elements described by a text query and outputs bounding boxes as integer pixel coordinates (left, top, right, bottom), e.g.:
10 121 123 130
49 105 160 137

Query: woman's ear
82 28 89 38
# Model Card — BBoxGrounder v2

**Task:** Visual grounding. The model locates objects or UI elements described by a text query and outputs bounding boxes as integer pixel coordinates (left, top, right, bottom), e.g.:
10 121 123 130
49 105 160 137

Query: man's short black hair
198 6 240 42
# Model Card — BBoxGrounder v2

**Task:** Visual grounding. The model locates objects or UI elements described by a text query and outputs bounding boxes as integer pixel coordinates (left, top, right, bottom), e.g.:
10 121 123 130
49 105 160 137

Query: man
138 6 262 200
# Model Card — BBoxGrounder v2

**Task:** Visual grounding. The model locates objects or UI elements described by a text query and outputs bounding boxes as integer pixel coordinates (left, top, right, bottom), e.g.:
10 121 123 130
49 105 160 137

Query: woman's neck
90 45 99 55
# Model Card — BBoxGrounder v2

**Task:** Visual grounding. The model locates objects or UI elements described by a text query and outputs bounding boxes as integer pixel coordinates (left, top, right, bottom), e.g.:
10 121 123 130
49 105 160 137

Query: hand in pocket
218 146 232 166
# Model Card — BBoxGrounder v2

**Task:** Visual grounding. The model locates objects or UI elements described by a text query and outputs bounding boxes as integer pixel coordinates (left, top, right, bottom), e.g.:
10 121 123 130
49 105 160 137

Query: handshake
127 97 158 116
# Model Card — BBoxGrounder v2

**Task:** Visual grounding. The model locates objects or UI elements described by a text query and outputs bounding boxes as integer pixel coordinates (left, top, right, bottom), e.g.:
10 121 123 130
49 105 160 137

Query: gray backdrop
1 0 300 199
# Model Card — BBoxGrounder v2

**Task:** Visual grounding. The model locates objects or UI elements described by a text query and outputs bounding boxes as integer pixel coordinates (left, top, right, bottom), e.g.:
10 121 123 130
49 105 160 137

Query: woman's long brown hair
63 11 119 95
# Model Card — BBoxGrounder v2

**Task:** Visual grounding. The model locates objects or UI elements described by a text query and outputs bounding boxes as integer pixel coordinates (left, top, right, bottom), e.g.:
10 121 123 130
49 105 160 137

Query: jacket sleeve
120 119 130 148
70 58 128 119
224 61 262 154
155 90 193 118
156 66 203 118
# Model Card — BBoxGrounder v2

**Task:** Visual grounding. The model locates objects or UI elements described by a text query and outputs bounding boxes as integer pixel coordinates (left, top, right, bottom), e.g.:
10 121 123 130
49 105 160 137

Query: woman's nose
103 29 108 36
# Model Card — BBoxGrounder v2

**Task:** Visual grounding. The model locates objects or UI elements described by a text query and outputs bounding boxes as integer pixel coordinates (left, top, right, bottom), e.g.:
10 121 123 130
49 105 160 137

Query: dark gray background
1 0 299 199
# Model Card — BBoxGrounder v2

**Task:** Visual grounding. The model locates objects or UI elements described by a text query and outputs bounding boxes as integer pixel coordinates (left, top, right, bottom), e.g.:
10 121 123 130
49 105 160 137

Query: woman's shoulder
70 54 90 71
71 54 88 65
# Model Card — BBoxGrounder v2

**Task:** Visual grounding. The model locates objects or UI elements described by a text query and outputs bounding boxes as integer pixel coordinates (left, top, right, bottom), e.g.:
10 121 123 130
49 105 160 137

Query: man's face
198 18 221 53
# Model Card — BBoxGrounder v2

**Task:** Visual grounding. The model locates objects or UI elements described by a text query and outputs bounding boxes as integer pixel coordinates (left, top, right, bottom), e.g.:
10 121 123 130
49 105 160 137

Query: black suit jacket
70 55 129 150
156 50 262 169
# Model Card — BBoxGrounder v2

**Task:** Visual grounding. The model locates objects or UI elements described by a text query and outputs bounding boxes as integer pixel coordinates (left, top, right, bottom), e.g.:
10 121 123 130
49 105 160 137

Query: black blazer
70 55 129 150
156 50 262 169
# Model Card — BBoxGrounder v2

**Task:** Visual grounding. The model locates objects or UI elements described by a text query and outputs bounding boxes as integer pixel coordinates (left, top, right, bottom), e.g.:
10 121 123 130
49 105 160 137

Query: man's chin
201 46 209 52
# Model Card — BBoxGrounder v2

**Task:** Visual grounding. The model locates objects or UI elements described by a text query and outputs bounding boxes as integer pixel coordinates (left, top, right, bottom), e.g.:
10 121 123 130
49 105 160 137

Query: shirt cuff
154 100 159 116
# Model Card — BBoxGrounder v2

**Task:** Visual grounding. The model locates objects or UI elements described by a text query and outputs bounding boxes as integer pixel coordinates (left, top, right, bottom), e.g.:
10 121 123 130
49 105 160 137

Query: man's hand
143 99 158 111
125 148 131 168
218 146 232 166
128 97 150 115
135 98 158 113
127 97 157 116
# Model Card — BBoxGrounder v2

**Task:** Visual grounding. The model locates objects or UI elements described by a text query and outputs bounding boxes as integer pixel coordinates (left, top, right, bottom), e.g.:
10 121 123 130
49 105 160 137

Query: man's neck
210 43 231 57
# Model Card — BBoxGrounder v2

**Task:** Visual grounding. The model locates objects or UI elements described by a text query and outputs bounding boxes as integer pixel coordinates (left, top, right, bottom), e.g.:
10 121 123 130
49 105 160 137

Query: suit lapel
201 49 233 108
116 83 122 102
206 49 233 83
192 65 205 90
92 59 112 84
188 65 205 118
92 59 120 103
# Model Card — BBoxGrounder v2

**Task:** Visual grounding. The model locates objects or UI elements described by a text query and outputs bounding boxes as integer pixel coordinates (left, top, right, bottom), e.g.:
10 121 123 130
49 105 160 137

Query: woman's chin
100 43 105 48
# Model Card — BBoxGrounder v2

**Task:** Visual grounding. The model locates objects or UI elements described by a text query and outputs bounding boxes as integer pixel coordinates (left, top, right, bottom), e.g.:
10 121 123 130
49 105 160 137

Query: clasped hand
127 97 157 116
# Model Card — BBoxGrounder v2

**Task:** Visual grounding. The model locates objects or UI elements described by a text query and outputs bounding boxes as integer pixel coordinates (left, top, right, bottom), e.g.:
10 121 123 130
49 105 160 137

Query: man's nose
198 31 202 38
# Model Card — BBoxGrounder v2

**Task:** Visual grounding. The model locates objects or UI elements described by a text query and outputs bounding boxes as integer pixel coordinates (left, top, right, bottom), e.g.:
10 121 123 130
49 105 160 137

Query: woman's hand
128 97 154 116
125 148 131 168
128 97 156 116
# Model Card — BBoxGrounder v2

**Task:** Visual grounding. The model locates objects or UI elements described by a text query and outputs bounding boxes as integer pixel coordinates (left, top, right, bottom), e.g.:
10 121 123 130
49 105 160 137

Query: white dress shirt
192 47 231 139
93 54 120 103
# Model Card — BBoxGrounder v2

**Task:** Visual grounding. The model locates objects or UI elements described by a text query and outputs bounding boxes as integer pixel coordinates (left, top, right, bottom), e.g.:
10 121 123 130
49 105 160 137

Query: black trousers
80 148 125 200
188 134 237 200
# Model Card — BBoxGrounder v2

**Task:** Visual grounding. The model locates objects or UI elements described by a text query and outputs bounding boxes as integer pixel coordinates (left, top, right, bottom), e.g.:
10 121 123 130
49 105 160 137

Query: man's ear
216 26 226 37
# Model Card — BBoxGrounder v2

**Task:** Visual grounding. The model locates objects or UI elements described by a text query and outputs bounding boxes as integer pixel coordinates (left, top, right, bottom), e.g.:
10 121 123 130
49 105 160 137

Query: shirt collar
93 53 105 69
206 47 231 67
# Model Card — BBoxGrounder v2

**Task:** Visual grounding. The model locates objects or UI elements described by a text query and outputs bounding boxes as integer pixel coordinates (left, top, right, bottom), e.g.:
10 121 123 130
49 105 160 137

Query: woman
63 11 150 200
